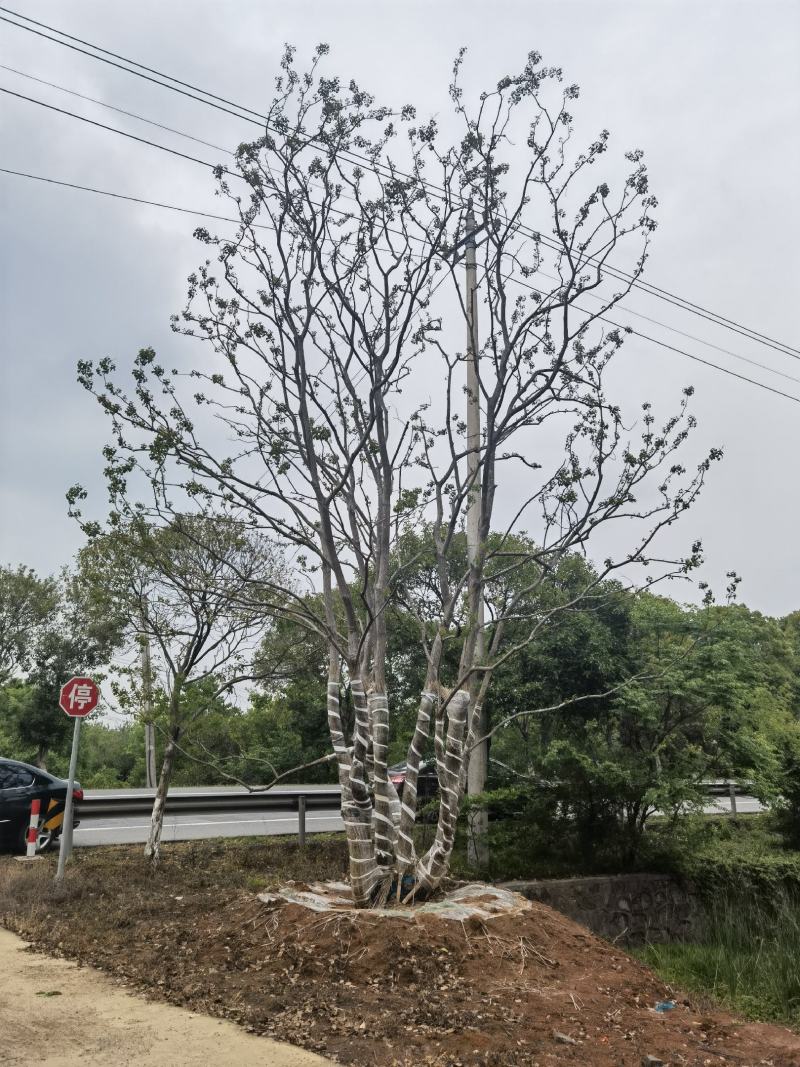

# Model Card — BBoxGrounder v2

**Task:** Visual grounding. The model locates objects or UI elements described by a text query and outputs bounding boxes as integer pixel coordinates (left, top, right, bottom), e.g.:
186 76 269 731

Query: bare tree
75 514 284 865
74 47 719 904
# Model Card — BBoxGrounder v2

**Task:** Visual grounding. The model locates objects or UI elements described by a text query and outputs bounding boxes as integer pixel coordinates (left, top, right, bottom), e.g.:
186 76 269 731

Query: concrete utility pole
464 202 489 868
141 612 157 790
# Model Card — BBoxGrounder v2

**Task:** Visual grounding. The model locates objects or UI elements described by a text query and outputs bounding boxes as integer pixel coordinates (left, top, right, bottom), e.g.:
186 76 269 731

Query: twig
152 721 337 792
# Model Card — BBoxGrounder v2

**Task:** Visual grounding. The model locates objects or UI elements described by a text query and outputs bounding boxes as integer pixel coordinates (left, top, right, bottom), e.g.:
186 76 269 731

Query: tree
1 569 120 768
491 596 792 866
0 565 59 684
75 514 284 864
74 47 720 905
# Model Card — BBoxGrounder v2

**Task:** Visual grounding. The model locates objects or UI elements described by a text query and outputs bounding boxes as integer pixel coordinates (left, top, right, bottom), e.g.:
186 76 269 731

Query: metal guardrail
79 780 755 827
80 787 342 818
79 787 343 845
704 781 753 797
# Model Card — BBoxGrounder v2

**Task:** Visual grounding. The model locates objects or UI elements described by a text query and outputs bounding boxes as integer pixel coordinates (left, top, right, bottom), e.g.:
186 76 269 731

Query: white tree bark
144 730 177 867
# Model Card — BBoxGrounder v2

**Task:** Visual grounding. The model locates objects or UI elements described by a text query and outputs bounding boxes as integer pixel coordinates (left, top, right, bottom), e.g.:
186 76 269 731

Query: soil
2 839 799 1067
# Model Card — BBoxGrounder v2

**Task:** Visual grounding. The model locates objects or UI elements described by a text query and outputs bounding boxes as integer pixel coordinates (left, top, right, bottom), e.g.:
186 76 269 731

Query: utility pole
464 202 489 868
141 609 157 790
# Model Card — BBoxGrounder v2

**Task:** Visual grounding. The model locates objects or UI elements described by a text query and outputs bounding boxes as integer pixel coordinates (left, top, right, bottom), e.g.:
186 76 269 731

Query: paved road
74 807 344 847
704 794 763 816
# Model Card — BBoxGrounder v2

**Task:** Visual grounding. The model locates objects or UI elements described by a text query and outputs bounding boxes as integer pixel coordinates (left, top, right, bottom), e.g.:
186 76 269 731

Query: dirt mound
227 887 800 1065
2 845 800 1066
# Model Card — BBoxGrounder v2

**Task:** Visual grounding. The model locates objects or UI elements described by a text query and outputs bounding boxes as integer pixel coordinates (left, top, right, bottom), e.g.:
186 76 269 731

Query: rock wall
503 872 700 946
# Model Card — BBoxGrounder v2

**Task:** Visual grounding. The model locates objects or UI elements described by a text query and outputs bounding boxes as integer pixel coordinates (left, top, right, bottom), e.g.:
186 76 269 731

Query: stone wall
503 872 700 946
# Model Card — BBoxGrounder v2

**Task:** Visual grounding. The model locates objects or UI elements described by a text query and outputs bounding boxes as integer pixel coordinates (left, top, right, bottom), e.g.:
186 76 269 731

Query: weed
639 890 800 1026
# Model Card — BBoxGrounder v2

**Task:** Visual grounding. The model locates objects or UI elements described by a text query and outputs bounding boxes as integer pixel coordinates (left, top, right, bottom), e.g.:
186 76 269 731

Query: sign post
54 676 99 885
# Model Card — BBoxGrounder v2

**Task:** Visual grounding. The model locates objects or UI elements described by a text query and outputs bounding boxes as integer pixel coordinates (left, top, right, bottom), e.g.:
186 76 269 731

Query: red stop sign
59 677 99 718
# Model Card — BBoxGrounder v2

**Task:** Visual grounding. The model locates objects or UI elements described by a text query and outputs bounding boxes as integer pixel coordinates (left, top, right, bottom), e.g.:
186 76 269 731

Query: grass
638 891 800 1027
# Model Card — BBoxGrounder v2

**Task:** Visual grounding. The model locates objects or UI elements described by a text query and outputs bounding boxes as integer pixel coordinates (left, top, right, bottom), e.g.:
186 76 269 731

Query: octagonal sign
59 676 99 718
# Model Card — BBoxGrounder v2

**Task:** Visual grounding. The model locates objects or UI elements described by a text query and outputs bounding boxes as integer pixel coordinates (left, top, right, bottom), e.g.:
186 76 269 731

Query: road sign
55 675 98 884
58 676 99 718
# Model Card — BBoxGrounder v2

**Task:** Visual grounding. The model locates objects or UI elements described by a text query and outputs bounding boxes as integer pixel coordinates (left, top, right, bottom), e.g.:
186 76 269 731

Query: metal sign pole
54 716 82 885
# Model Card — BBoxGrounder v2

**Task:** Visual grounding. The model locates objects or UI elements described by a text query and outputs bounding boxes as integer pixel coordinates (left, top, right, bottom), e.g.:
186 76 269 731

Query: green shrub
646 815 800 903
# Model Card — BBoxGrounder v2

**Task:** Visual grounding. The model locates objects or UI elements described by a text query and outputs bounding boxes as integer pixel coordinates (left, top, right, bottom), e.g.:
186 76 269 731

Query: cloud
1 0 798 613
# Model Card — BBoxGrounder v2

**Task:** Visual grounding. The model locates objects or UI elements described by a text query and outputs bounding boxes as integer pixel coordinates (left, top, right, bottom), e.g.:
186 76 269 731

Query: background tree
484 595 794 871
0 565 59 684
76 513 285 864
1 568 120 768
75 47 720 904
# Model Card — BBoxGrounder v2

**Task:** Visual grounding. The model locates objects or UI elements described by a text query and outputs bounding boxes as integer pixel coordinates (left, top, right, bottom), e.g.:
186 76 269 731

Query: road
74 807 344 846
704 794 763 816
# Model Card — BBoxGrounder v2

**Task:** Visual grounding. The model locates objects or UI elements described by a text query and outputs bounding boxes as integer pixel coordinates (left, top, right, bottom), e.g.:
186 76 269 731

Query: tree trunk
327 660 477 906
414 689 470 895
327 675 380 906
467 701 489 869
144 728 178 868
144 722 157 789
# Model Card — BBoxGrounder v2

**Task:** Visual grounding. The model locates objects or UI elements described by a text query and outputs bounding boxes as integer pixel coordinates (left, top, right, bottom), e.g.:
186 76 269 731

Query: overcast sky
1 0 799 616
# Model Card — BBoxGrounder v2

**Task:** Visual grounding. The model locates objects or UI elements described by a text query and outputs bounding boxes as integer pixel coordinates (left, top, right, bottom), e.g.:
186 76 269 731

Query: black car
0 758 82 854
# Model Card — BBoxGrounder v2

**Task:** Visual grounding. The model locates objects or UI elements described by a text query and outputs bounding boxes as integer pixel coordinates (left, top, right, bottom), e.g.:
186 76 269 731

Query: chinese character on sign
68 683 94 711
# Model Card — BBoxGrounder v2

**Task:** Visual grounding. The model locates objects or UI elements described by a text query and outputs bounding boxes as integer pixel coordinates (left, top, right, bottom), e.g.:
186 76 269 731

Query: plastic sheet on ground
257 880 531 920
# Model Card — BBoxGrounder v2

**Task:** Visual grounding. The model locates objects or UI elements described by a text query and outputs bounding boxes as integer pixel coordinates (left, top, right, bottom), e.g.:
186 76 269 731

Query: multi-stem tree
75 47 720 904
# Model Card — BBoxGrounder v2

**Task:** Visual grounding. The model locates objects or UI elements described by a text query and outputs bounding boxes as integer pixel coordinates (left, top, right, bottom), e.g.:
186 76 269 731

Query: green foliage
771 729 800 848
73 721 142 787
637 817 800 1026
0 565 59 683
483 594 796 866
654 815 800 901
457 783 599 880
3 531 800 871
0 566 121 768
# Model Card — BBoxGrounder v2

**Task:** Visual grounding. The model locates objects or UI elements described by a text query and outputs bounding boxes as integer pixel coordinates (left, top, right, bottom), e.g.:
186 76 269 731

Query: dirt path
0 927 333 1067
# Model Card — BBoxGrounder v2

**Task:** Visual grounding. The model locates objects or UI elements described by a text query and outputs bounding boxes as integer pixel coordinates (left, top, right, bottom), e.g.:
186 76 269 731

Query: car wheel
17 822 56 855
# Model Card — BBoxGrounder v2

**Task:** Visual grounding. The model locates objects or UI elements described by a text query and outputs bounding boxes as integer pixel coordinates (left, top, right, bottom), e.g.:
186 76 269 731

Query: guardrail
79 787 343 844
704 781 753 798
80 787 341 818
82 780 752 817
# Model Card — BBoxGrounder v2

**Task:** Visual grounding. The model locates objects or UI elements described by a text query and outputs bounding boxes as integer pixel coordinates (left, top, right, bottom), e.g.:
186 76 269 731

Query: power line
0 85 223 173
536 240 800 362
0 63 232 155
528 269 800 386
4 75 797 397
3 163 799 406
0 85 441 245
5 73 799 386
6 60 799 389
627 325 800 404
508 275 800 405
0 10 261 129
0 4 267 122
3 3 797 360
0 166 267 229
